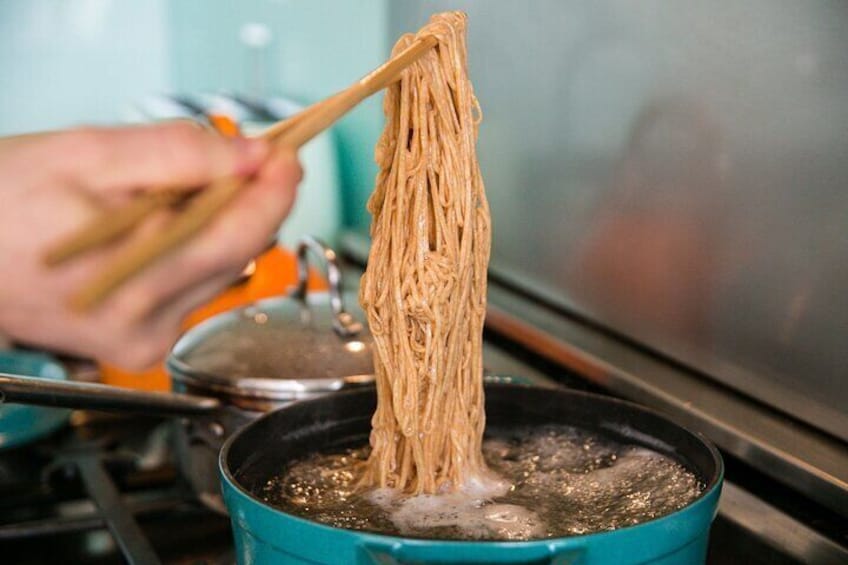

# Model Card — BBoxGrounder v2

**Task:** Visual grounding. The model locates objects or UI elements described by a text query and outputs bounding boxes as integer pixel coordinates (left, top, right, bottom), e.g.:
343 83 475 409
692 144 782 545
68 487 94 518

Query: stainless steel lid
166 237 374 401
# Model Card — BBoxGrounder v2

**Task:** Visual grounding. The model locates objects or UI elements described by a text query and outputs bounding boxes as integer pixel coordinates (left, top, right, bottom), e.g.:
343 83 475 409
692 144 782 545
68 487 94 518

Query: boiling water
260 425 703 541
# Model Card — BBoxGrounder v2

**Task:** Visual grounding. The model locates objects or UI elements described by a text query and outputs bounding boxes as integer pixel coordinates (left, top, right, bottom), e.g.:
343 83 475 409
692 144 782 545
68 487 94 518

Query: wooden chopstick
44 117 241 267
69 176 243 311
69 35 437 311
43 191 184 266
260 91 343 142
45 42 426 269
280 35 437 149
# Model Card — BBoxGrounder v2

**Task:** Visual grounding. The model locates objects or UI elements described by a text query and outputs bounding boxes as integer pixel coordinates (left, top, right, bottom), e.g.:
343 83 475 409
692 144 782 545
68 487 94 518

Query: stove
1 262 845 564
0 412 232 564
3 343 845 565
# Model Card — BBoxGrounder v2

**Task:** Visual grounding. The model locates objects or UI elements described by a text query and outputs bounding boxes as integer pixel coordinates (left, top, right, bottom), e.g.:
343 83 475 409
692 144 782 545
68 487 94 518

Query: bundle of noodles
359 11 494 494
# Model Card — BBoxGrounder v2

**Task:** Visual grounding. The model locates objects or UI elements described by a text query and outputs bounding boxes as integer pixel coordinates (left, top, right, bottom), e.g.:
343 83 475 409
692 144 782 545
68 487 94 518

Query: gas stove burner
0 414 232 564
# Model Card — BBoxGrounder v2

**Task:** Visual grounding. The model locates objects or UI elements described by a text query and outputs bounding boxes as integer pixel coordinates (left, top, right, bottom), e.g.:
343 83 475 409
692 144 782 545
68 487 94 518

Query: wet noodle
359 11 493 494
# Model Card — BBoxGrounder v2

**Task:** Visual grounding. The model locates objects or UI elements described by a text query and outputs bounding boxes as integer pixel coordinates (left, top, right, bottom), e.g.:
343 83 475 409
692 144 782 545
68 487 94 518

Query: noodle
359 11 493 494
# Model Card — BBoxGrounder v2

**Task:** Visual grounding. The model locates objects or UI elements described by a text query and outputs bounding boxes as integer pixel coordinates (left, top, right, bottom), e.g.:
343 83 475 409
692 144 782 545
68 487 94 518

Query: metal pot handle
0 373 220 416
292 235 363 337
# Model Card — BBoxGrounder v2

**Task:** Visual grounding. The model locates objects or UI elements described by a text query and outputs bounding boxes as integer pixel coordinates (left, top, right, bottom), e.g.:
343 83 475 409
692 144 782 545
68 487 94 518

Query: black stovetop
1 373 837 564
0 413 232 564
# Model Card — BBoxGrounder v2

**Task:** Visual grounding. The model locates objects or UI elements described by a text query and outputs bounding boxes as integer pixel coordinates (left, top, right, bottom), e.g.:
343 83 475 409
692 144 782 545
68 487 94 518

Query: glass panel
385 1 848 440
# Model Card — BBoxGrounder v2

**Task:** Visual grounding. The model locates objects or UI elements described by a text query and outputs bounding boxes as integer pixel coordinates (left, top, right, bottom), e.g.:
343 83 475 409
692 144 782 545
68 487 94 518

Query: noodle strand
359 12 492 495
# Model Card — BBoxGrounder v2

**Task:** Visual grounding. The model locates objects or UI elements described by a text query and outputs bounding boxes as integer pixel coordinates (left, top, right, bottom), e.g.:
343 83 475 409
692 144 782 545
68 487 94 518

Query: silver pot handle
293 235 363 337
0 373 220 416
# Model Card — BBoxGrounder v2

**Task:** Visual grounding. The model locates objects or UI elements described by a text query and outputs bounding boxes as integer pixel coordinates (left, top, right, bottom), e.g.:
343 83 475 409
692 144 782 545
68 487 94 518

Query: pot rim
167 355 374 401
218 382 724 544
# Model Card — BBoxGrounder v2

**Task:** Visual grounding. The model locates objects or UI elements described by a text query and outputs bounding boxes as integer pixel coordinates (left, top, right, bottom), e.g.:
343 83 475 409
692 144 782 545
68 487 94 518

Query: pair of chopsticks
46 35 437 312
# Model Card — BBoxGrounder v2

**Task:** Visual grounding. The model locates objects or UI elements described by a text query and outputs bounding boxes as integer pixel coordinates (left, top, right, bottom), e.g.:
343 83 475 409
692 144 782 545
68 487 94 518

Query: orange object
99 246 328 391
207 114 242 138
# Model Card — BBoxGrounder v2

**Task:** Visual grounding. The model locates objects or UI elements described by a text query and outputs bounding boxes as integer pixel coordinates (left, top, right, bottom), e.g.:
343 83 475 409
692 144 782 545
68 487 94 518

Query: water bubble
261 425 702 541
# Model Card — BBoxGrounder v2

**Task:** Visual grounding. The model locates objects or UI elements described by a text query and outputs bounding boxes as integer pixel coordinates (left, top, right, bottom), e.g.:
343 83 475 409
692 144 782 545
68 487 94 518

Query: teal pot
0 351 71 449
220 384 723 565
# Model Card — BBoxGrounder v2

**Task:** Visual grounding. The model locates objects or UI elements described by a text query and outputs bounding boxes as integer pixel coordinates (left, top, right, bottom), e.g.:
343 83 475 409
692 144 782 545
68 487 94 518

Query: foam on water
260 425 703 540
365 476 545 540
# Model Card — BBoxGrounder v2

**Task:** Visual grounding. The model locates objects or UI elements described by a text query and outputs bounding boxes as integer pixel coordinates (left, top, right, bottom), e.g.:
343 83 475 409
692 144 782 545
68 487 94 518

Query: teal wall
168 0 389 229
0 0 390 230
0 0 171 132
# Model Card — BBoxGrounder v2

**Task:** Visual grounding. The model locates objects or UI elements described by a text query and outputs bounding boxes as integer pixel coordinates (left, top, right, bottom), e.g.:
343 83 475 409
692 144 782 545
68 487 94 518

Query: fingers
45 133 302 370
0 124 299 373
189 147 302 263
83 147 302 323
52 122 269 194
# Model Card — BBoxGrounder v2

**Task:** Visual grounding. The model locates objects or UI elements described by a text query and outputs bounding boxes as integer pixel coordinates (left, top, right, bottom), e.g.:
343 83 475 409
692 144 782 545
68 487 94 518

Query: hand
0 122 302 369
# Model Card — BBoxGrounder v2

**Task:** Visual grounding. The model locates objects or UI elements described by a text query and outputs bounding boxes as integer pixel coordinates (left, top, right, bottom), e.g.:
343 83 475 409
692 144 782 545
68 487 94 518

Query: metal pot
0 236 375 513
166 235 374 511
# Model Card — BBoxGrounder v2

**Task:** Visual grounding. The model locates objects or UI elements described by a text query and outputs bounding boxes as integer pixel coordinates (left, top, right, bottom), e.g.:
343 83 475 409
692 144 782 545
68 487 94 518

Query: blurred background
1 0 846 455
1 2 846 562
0 0 389 243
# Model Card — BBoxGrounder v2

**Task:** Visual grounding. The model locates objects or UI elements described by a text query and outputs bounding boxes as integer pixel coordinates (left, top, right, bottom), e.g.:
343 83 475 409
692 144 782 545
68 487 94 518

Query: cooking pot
0 236 375 512
221 383 723 565
166 236 373 510
99 242 328 392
